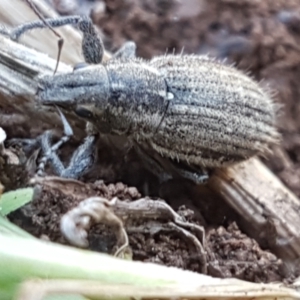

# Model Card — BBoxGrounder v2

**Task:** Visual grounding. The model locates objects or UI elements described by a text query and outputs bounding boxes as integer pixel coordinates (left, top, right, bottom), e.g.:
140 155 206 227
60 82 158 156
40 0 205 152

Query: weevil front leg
38 109 98 179
7 108 73 163
40 134 98 179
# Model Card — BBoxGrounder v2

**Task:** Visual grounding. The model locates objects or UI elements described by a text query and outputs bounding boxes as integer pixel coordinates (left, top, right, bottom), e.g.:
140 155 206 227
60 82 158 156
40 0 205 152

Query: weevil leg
38 110 98 179
37 107 73 176
133 143 209 184
52 134 97 179
7 106 68 154
37 130 63 176
174 168 209 184
112 41 137 59
133 142 209 185
7 108 73 174
133 142 173 183
156 156 209 185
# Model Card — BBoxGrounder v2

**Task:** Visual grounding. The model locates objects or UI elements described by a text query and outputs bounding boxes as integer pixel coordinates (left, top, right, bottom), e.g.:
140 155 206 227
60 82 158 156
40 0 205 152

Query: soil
2 0 300 284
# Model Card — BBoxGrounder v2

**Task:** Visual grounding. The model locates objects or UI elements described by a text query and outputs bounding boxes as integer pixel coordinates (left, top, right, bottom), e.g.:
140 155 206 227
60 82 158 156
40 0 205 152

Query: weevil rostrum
5 15 279 184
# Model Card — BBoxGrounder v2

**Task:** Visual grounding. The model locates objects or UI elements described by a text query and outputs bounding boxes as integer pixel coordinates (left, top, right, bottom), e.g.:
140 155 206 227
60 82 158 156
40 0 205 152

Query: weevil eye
75 106 93 119
73 62 89 71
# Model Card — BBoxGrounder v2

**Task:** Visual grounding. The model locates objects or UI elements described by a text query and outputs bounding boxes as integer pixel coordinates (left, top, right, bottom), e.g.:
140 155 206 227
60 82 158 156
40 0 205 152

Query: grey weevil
6 13 279 184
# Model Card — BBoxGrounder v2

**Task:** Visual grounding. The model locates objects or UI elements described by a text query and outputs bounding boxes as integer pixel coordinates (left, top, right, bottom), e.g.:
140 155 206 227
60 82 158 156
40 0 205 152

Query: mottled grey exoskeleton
6 15 279 183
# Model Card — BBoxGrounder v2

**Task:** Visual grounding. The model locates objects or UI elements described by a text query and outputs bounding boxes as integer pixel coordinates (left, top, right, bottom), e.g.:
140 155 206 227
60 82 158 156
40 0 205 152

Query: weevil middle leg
133 141 209 185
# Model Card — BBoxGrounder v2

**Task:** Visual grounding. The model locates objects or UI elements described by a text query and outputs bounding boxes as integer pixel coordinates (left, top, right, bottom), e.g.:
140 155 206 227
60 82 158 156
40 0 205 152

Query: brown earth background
4 0 300 285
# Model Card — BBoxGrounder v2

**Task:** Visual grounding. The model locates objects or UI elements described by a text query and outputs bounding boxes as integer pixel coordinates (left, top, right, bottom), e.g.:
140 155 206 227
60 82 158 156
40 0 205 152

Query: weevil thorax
100 58 169 136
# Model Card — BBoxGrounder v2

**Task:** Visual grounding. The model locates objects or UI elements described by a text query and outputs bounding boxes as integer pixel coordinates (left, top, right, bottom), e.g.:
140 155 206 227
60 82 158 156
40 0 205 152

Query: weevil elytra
6 13 279 184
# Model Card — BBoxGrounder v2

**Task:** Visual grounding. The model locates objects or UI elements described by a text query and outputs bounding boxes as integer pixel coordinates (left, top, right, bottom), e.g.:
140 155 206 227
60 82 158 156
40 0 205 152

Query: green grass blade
0 235 202 300
0 188 34 216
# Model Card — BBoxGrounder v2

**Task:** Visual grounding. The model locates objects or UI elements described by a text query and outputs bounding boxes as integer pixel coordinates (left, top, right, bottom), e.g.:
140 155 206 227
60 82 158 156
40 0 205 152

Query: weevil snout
37 66 110 109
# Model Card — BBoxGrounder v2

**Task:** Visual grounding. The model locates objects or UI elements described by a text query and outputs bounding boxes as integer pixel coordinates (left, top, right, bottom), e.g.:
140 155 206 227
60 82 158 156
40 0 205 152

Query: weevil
5 11 279 184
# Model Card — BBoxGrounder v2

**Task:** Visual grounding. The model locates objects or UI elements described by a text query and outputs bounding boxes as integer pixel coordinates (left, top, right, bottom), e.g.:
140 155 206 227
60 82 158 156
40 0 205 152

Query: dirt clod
207 223 283 282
